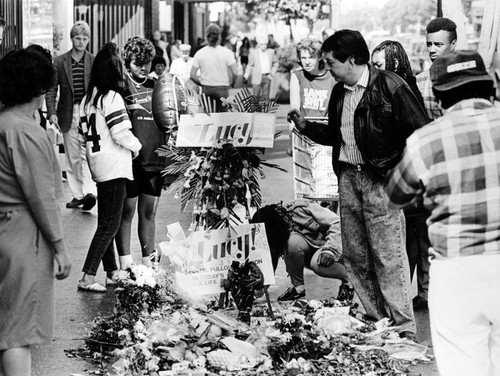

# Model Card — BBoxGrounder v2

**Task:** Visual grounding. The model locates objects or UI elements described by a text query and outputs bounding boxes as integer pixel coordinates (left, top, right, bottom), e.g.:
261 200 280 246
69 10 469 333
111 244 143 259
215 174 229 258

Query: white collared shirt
258 49 271 75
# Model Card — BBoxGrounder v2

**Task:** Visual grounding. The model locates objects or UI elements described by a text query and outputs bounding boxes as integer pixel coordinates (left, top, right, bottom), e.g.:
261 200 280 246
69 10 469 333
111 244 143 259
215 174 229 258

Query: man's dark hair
0 49 54 107
322 29 370 65
433 81 494 109
426 17 457 44
0 16 5 28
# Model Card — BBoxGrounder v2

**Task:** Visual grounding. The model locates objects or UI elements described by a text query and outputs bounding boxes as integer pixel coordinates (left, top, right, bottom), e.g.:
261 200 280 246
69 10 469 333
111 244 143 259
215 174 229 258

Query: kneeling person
252 200 353 302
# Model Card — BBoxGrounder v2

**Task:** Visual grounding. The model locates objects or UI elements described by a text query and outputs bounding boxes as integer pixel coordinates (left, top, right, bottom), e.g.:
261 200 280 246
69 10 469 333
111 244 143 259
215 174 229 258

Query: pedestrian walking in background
0 48 71 375
190 23 238 112
78 42 141 293
386 50 499 376
170 39 181 61
251 200 354 302
151 30 169 69
116 37 164 270
371 40 431 311
417 17 457 121
245 35 276 100
288 29 428 341
239 37 251 76
169 43 196 91
46 21 97 211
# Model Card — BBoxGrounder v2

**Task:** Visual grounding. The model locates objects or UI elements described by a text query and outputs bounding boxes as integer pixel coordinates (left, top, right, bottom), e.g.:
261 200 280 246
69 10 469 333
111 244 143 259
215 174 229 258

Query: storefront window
23 0 53 51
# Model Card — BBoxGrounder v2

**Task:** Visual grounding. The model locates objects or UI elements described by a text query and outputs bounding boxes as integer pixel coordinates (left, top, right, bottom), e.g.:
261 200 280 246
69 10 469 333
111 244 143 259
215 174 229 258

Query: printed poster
172 223 275 297
176 112 276 148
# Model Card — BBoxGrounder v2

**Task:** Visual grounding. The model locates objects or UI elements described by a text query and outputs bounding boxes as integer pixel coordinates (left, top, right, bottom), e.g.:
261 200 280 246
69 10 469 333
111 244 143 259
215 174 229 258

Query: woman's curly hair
0 48 54 107
122 36 155 69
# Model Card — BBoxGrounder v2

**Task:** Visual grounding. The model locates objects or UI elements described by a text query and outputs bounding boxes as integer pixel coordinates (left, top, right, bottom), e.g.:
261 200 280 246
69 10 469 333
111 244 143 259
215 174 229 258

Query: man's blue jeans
339 166 416 333
82 178 125 275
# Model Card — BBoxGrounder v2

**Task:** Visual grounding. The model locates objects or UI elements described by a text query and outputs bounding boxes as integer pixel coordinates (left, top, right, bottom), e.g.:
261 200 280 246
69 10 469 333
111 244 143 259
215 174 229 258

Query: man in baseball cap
431 49 494 108
385 50 498 376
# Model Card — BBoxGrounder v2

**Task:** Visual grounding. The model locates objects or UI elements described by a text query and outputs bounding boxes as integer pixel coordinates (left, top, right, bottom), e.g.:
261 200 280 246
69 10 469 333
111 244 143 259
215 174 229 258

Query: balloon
152 72 187 133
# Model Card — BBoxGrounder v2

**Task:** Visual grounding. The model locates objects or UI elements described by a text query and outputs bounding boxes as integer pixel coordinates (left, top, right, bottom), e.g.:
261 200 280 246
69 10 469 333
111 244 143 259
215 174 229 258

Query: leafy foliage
159 143 285 231
247 0 330 23
158 89 286 232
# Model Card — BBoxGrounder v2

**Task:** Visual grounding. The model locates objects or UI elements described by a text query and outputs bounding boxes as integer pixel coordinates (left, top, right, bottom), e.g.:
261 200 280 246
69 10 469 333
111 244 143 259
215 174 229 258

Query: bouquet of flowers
157 88 286 231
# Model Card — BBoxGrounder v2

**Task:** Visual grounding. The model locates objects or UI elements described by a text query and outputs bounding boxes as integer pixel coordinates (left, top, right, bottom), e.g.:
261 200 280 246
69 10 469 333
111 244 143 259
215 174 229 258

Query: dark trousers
201 85 230 112
82 178 126 275
406 213 431 299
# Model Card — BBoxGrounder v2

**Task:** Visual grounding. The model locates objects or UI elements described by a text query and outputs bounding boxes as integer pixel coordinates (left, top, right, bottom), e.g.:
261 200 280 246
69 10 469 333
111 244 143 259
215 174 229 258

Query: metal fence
0 0 22 57
74 0 148 55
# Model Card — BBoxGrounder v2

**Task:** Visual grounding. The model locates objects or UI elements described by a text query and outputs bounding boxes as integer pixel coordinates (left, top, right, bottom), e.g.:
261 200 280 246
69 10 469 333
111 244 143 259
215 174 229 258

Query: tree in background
246 0 331 41
380 0 437 35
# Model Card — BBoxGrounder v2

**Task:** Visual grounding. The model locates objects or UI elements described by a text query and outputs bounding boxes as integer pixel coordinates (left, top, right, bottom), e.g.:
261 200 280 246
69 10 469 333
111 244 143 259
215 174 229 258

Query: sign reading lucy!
161 223 275 297
176 112 276 148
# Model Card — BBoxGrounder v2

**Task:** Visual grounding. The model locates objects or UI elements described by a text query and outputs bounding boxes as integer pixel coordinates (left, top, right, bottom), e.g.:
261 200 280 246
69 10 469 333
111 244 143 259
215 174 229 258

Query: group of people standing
288 17 500 376
1 12 499 376
45 22 166 292
0 22 171 374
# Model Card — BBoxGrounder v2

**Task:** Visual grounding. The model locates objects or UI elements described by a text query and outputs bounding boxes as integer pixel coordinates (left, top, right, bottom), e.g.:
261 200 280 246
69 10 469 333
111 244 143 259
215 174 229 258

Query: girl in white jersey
77 42 141 292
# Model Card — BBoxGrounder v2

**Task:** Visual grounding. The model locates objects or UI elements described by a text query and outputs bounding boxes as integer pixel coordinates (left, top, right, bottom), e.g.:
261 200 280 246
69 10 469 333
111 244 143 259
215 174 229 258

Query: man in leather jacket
288 29 428 342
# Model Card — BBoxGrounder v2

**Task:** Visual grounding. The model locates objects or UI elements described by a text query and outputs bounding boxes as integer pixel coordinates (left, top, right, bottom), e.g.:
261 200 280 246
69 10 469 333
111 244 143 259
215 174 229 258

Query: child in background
149 55 166 80
116 36 165 269
78 42 141 292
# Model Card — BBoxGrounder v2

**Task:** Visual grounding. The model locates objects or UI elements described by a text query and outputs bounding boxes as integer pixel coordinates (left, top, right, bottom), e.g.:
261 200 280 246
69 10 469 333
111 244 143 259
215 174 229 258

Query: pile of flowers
73 266 430 376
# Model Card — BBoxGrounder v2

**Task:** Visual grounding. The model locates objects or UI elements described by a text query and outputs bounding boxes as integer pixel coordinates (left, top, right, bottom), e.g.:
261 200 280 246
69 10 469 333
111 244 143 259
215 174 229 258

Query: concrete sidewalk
31 104 439 375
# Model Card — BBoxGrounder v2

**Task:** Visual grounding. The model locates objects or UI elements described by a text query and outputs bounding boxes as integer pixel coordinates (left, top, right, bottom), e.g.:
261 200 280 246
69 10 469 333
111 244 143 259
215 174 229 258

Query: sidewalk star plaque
176 112 276 148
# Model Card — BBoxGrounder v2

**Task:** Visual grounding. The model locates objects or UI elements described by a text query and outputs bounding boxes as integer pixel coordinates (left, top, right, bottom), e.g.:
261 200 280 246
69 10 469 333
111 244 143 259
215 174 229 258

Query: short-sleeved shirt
386 98 500 258
192 45 236 86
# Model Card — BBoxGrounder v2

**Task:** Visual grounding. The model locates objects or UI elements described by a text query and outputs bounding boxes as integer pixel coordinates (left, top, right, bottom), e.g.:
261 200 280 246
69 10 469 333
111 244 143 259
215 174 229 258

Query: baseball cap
431 50 493 91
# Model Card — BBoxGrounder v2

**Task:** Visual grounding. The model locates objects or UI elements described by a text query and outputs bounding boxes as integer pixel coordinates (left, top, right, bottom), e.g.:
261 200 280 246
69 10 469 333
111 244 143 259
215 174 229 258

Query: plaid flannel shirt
416 69 443 121
385 99 500 258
